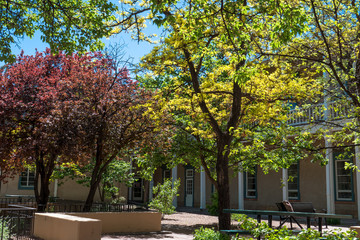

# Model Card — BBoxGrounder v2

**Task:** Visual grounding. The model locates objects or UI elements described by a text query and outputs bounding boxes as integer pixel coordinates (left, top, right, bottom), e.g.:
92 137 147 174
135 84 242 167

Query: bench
292 202 327 228
223 209 352 236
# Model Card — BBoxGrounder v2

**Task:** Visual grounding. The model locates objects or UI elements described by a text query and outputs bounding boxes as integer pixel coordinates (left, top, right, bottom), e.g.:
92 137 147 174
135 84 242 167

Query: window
162 169 171 182
18 169 35 190
132 178 143 201
288 162 300 200
244 168 257 199
334 153 354 201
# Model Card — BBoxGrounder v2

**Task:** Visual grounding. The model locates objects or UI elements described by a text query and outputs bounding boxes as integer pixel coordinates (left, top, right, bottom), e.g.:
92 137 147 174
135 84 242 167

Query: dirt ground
101 208 358 240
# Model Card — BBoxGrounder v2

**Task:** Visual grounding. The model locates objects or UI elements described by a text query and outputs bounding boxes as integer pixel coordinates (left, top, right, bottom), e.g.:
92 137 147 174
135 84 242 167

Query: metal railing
44 202 135 212
0 197 136 213
0 199 140 240
287 101 353 126
0 205 37 240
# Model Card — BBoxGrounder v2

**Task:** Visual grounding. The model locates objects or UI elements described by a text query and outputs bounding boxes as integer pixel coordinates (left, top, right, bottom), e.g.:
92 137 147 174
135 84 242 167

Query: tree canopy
117 0 322 229
0 49 158 211
0 0 117 62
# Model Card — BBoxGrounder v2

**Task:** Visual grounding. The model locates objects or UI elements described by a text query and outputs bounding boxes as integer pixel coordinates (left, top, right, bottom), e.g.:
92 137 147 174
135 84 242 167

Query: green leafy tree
258 0 360 153
54 160 134 203
149 179 180 218
0 0 117 62
116 0 322 230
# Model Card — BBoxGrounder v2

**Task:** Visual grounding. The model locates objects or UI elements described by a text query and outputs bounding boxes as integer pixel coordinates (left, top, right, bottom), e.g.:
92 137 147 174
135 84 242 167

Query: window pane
288 162 299 200
245 170 256 198
335 158 353 201
19 170 35 188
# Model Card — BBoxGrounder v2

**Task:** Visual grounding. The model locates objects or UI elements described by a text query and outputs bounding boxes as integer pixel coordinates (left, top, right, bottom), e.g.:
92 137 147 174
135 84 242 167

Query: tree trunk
216 140 231 230
83 171 102 212
37 175 51 212
34 154 55 212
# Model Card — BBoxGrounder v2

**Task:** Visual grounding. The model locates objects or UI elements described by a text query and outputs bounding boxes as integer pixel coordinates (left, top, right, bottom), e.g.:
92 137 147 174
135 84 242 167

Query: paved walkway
101 208 359 240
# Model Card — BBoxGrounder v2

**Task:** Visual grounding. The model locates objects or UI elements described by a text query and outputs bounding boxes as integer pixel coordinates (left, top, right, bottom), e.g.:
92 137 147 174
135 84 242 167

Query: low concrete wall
33 213 102 240
70 211 162 233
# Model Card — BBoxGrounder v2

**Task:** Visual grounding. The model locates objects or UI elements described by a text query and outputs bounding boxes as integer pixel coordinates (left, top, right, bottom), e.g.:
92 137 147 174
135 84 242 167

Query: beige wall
70 212 162 233
34 213 101 240
57 178 101 202
299 156 326 210
244 169 282 210
1 176 130 203
0 175 53 197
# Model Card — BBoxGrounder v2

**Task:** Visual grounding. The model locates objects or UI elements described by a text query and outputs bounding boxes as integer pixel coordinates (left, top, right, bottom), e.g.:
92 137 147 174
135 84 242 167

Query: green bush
149 179 180 218
326 218 341 225
206 192 219 216
229 214 358 240
0 219 10 239
111 196 126 204
193 227 229 240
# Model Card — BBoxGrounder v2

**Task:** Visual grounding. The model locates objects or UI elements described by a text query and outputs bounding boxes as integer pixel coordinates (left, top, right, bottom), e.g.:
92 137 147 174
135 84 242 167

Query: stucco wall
0 175 52 197
245 169 282 210
0 176 129 203
299 155 326 210
34 213 101 240
70 211 162 233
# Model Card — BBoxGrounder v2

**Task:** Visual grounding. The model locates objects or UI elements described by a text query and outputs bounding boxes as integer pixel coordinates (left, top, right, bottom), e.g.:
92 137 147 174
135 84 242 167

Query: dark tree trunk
34 153 56 212
216 140 231 230
83 165 102 212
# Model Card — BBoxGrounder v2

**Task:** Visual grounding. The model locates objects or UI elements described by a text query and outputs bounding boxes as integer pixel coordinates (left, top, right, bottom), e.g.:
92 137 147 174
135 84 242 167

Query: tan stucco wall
70 211 162 233
299 156 326 210
245 169 282 210
0 175 129 203
0 175 52 197
57 178 101 202
34 213 101 240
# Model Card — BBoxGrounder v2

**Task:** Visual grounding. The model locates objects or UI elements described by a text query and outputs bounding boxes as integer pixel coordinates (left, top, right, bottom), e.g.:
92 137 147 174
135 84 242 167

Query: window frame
288 162 300 200
18 169 35 190
333 152 354 202
162 169 171 182
244 168 257 199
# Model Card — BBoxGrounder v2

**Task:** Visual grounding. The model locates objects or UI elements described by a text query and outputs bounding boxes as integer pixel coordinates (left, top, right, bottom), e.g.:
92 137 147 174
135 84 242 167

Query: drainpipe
200 167 206 210
129 159 133 201
149 177 154 201
355 141 360 220
238 170 244 209
282 168 288 201
53 179 58 198
172 166 178 208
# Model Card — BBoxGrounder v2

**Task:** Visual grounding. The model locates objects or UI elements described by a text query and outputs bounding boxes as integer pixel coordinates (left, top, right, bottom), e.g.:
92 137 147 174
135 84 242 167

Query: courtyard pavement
101 207 359 240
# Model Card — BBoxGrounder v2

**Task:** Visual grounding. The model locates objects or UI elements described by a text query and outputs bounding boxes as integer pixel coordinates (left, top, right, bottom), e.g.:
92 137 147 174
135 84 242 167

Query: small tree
149 179 180 219
54 160 134 203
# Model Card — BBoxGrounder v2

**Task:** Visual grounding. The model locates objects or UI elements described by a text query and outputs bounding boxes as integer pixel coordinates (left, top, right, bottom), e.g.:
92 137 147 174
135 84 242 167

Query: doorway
185 168 194 207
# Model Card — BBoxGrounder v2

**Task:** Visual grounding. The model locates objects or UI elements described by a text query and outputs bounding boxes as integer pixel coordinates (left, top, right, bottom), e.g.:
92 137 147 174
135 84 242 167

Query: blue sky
10 28 158 66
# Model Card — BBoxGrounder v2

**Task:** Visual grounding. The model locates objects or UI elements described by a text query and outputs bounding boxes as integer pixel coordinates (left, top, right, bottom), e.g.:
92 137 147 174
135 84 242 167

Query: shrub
230 214 358 240
326 218 341 225
149 179 180 218
206 192 219 216
111 196 126 204
193 227 229 240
